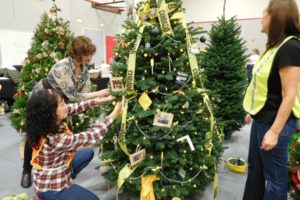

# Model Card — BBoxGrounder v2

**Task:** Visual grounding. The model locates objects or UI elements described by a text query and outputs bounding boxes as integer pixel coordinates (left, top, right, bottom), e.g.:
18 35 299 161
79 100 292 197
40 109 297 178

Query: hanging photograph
110 77 124 91
153 111 174 128
129 149 146 166
175 73 188 84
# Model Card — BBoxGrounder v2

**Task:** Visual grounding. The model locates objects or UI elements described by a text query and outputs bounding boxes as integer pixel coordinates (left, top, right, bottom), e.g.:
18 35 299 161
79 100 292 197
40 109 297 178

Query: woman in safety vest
243 0 300 199
25 89 121 200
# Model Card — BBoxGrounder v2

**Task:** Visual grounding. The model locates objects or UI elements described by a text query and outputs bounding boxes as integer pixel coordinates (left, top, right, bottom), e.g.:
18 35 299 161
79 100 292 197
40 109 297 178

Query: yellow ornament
150 58 154 67
112 101 116 105
144 53 148 57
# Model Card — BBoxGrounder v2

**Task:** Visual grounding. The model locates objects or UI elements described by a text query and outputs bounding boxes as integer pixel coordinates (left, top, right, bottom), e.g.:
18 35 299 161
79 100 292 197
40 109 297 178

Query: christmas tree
288 130 300 199
11 4 73 132
101 0 223 199
201 16 247 139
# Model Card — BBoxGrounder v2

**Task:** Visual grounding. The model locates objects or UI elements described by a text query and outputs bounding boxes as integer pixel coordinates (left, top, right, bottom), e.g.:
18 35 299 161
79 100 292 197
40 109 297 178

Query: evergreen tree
100 0 223 199
288 131 300 199
201 16 247 139
11 4 73 132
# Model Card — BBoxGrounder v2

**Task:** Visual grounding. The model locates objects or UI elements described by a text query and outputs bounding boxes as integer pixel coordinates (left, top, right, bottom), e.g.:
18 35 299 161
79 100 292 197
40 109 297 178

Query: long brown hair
266 0 300 49
67 35 96 62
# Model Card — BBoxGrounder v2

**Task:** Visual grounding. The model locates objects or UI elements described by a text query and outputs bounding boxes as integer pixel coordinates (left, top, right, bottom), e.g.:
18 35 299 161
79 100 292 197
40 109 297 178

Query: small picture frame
175 73 188 85
110 77 124 91
153 112 174 128
129 149 146 166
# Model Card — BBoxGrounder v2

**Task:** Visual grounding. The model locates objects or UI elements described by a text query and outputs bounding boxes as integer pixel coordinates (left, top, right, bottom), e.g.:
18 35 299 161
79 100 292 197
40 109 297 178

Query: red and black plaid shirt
32 100 113 193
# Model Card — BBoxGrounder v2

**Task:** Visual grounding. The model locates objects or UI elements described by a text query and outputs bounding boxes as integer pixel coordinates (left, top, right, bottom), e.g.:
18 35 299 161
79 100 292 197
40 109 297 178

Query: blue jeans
246 64 254 83
38 148 99 200
243 119 297 200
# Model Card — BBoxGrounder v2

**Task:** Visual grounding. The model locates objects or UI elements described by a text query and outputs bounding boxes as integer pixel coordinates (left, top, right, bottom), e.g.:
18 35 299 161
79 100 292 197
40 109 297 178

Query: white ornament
42 40 49 49
145 42 151 48
176 135 195 151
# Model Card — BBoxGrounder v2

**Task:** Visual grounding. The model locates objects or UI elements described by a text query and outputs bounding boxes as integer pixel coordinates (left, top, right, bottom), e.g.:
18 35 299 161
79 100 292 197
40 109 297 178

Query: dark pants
38 148 98 200
246 64 254 84
243 119 297 200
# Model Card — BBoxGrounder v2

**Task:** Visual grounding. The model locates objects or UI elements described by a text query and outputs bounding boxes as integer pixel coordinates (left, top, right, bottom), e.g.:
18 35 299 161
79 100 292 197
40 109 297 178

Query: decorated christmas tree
288 130 300 199
11 4 73 132
100 0 223 199
201 16 247 139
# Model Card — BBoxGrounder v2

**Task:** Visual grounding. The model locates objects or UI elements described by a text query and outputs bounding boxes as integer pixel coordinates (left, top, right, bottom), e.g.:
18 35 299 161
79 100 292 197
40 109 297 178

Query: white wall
0 0 71 32
1 0 300 64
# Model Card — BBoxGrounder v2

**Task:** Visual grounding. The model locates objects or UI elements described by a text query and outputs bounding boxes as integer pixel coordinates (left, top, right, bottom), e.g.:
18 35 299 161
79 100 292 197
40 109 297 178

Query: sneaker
21 171 32 188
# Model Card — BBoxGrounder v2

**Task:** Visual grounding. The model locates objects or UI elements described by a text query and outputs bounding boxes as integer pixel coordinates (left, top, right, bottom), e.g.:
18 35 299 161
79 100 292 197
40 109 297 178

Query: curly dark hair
67 35 96 62
25 89 61 149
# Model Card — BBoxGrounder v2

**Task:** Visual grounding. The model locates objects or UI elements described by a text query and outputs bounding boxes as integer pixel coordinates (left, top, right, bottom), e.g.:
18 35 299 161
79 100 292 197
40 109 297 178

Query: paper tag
138 92 152 111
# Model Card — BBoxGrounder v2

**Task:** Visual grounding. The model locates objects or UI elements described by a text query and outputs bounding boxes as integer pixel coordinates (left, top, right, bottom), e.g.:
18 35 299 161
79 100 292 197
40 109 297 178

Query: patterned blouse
33 57 91 102
32 100 113 193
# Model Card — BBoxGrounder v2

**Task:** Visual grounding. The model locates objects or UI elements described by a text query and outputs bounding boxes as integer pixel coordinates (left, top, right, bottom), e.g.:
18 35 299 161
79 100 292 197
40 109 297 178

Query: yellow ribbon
2 193 28 200
117 164 137 200
140 175 158 200
171 12 199 88
212 166 219 200
119 98 130 156
157 0 174 36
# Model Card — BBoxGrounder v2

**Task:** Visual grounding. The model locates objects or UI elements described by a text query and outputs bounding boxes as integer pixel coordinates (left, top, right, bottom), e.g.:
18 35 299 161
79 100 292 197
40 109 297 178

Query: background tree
11 4 73 132
201 16 247 139
100 0 223 199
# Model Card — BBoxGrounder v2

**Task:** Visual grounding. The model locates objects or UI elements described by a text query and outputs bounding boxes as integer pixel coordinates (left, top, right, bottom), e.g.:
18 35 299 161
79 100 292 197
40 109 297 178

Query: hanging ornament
113 135 118 150
150 8 157 16
150 58 154 75
138 92 152 111
153 111 174 128
200 36 206 43
176 135 195 151
121 40 126 48
182 101 190 109
150 26 160 35
168 54 172 72
190 44 200 55
145 42 151 48
178 167 186 179
41 40 49 49
149 135 159 141
58 41 64 48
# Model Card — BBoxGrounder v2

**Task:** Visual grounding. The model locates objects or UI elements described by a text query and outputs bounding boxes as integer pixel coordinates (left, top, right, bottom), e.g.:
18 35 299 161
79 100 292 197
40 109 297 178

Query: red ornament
291 168 300 190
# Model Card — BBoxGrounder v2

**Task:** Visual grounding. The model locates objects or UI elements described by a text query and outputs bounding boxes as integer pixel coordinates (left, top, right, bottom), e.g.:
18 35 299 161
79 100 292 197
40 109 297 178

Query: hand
95 95 115 105
109 102 122 120
98 89 110 97
260 129 279 151
244 114 252 124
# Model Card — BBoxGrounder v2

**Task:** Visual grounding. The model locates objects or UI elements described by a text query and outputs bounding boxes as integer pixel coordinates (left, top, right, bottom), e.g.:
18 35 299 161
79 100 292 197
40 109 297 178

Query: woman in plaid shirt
21 35 109 189
25 89 121 200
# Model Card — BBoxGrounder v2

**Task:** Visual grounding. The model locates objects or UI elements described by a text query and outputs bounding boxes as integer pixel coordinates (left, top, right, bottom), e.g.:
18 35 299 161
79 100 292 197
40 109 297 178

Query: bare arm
261 66 300 150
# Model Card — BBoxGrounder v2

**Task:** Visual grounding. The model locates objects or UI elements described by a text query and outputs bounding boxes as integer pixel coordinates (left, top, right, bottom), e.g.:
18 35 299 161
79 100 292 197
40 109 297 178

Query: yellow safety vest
31 123 75 170
243 36 300 118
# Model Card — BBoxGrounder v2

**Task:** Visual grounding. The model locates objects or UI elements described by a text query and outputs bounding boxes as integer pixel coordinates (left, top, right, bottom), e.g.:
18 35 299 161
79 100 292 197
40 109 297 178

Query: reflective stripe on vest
31 123 75 171
243 36 300 118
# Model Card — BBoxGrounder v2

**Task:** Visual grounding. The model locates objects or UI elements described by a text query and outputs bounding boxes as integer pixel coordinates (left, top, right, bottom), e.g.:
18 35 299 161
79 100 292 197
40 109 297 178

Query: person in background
246 48 260 83
26 89 121 200
21 35 109 188
243 0 300 199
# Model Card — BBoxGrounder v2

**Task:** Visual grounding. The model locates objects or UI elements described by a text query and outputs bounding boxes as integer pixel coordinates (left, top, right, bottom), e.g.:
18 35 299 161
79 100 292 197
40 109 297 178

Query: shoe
20 171 32 188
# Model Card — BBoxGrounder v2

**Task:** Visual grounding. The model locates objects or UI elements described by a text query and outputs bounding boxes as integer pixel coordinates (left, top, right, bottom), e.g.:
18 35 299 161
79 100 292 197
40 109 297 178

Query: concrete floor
0 114 250 200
